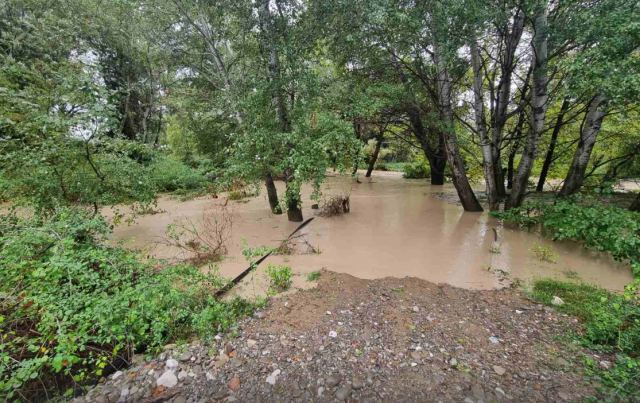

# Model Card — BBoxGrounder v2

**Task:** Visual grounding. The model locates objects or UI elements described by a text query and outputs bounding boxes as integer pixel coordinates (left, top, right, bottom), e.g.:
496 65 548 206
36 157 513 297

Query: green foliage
494 198 640 277
0 209 254 399
531 279 640 398
306 271 321 282
149 155 210 194
403 155 431 179
265 264 293 292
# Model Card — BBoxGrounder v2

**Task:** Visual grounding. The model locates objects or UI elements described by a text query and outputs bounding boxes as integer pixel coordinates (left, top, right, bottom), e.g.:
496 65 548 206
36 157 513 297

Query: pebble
326 375 340 387
488 336 500 344
247 339 257 348
450 358 458 367
266 369 281 385
178 352 191 362
329 330 338 338
352 377 364 390
493 365 507 376
166 358 179 369
335 385 352 400
156 370 178 388
412 306 420 312
551 296 565 306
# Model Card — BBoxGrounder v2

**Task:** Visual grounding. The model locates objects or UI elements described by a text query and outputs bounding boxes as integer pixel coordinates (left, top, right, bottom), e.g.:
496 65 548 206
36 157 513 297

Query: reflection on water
109 172 633 295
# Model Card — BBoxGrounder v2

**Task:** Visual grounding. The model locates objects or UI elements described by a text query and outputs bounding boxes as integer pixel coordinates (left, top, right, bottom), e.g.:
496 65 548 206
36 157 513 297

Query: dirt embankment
77 271 608 403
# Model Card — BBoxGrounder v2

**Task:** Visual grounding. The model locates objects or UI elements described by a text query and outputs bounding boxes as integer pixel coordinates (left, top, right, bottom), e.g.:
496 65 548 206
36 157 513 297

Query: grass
306 271 321 281
530 279 639 399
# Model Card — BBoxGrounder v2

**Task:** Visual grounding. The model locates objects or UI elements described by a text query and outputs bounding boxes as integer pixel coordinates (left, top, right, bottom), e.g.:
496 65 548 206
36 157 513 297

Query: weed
265 264 293 292
531 244 558 263
306 271 321 281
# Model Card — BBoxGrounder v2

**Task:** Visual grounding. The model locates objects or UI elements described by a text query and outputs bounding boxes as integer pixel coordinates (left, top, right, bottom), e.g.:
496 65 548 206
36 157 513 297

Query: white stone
328 330 338 338
489 336 500 344
165 358 179 369
111 371 123 380
156 370 178 388
266 369 281 385
551 296 565 306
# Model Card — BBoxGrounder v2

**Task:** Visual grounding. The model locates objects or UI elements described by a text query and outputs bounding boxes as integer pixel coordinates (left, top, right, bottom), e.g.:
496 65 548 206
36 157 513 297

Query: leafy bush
265 264 293 292
149 155 210 194
531 280 640 398
402 155 431 179
0 208 254 400
494 198 640 277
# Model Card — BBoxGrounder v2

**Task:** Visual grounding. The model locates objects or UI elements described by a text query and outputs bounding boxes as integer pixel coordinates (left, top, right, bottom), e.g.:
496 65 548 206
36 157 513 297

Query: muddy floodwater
110 172 633 297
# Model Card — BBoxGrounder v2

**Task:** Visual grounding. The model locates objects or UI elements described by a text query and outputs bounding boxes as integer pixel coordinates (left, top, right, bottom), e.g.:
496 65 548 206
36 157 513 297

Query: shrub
493 198 640 277
265 264 293 292
0 208 253 400
149 156 209 194
402 155 430 179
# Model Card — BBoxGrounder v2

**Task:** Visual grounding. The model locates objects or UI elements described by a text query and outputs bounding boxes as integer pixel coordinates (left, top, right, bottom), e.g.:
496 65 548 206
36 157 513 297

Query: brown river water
109 171 633 297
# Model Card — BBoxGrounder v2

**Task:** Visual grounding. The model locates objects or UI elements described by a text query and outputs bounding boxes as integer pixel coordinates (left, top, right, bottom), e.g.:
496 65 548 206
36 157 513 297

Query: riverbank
77 271 610 402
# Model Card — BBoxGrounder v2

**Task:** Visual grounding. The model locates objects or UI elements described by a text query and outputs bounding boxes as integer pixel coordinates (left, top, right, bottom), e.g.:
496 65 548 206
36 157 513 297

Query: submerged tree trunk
265 173 282 214
471 39 499 211
434 46 483 212
559 95 607 197
365 130 384 177
508 6 549 209
536 98 570 192
258 0 301 221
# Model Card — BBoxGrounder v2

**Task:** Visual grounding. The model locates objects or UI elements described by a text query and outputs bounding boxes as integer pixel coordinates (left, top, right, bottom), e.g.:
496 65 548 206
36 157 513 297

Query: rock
111 371 124 380
156 370 178 388
119 387 129 399
173 396 187 403
558 391 570 401
228 376 241 391
246 339 257 348
599 360 612 369
551 296 565 306
488 336 500 344
411 351 422 361
335 385 352 400
326 375 340 387
352 377 364 390
254 311 266 319
493 365 506 376
329 330 338 338
317 386 325 397
165 359 179 369
177 370 188 381
412 306 420 313
178 352 191 362
206 371 215 381
266 369 281 385
449 358 458 367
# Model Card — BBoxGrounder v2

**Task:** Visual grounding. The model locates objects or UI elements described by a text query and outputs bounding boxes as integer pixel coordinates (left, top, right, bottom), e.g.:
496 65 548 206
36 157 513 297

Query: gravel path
78 271 608 402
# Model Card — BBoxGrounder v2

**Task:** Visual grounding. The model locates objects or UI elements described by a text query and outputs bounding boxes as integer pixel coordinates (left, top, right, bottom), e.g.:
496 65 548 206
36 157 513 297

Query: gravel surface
77 271 607 402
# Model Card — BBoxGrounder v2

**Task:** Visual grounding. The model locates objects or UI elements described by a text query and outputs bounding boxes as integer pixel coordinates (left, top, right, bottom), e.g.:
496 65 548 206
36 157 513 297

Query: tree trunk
536 97 570 191
491 9 525 198
286 192 303 222
365 130 383 177
471 39 499 211
559 95 607 197
630 193 640 212
434 46 483 212
258 0 300 221
391 54 446 185
265 173 282 214
507 6 549 209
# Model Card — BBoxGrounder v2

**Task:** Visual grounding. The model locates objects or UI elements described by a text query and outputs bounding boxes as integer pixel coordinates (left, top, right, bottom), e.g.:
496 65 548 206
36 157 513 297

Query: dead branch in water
318 194 351 216
164 205 232 265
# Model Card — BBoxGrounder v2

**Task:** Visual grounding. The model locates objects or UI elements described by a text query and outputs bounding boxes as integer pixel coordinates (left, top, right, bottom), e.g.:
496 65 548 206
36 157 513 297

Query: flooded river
110 172 633 297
